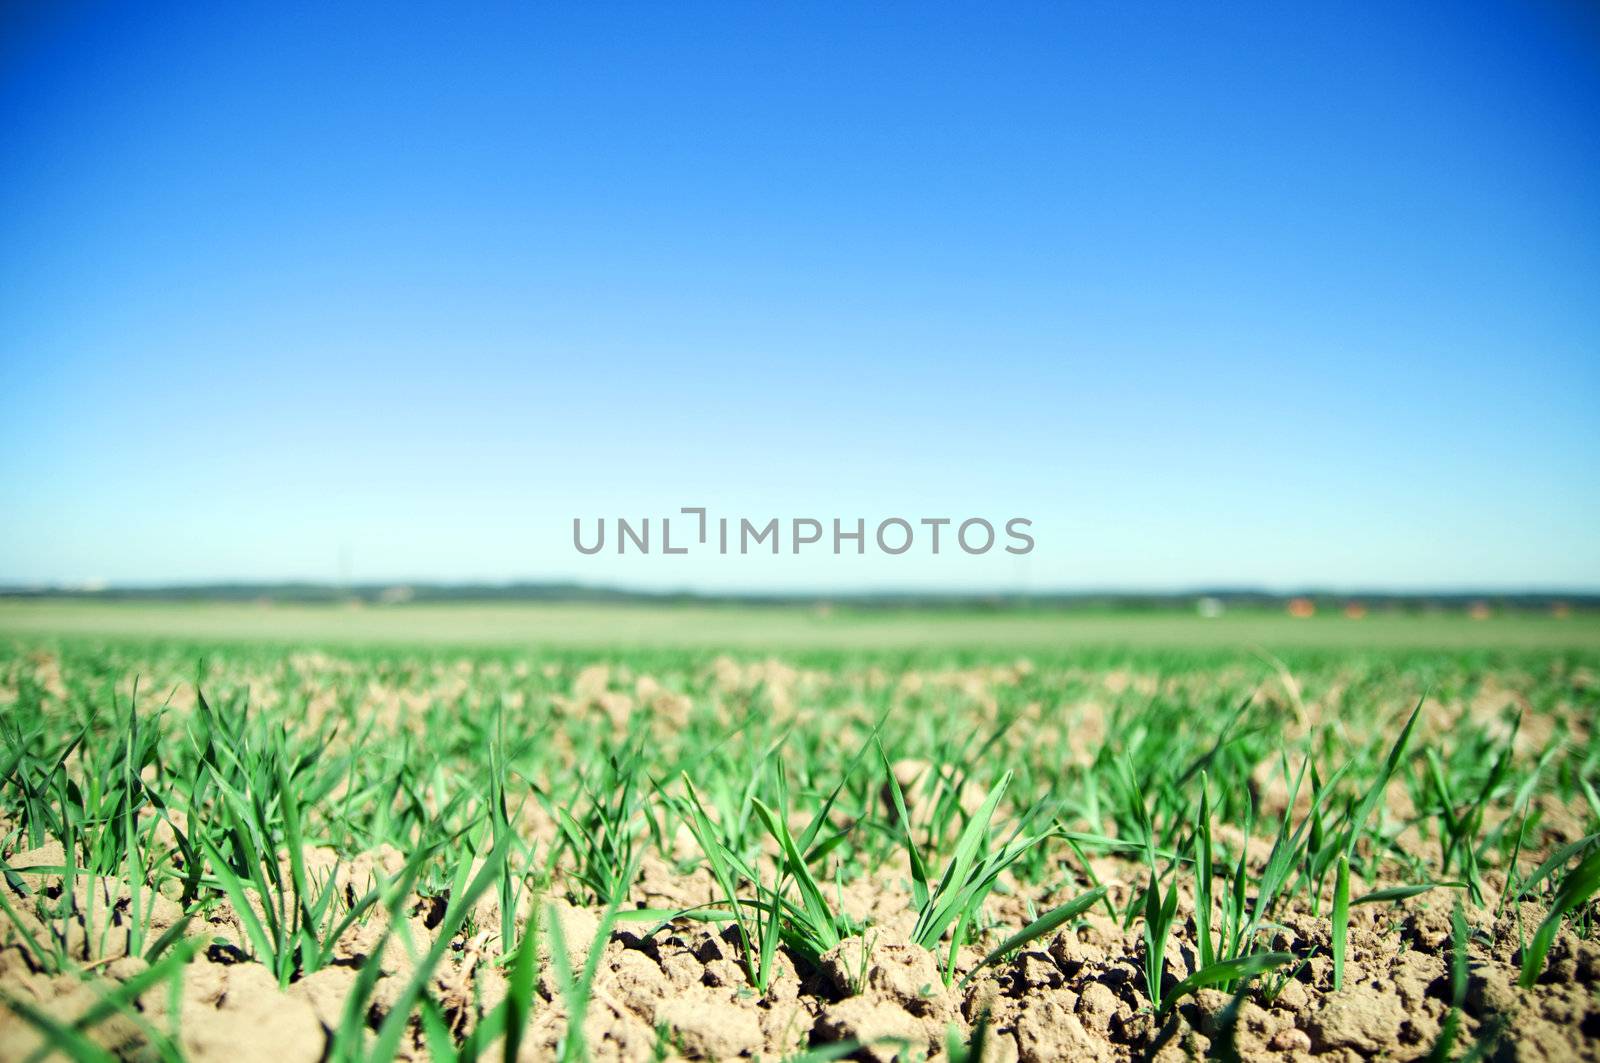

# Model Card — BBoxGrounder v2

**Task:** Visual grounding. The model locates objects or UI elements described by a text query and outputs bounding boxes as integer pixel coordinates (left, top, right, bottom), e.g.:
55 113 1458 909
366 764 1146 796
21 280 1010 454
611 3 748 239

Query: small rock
659 947 704 989
1049 930 1105 971
1305 984 1411 1054
1575 940 1600 983
692 933 726 963
1011 951 1062 991
1014 992 1114 1062
655 989 763 1060
1271 978 1311 1014
701 958 743 988
1076 981 1119 1033
287 965 359 1030
813 996 927 1063
1269 1027 1312 1053
819 933 942 1012
610 949 669 1013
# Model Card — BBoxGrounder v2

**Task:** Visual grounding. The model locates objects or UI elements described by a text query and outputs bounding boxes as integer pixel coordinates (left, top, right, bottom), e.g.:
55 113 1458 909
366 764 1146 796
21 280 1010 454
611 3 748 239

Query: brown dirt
6 854 1595 1061
2 653 1597 1060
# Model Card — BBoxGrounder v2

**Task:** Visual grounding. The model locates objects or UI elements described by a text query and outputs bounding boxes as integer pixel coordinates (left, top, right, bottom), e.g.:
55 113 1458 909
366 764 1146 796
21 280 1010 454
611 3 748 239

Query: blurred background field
3 599 1596 652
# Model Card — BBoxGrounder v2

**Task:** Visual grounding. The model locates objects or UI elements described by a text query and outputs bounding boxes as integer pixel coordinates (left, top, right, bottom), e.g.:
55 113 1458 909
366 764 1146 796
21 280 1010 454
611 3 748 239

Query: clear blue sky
2 1 1596 592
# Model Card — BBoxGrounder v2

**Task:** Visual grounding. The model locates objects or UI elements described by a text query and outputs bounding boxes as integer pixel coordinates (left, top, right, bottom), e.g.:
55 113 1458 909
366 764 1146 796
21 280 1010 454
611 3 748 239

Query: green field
1 604 1597 1061
2 599 1596 652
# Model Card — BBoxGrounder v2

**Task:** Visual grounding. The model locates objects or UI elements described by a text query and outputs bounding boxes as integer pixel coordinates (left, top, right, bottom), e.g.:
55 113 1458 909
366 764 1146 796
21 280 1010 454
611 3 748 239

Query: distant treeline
0 582 1595 612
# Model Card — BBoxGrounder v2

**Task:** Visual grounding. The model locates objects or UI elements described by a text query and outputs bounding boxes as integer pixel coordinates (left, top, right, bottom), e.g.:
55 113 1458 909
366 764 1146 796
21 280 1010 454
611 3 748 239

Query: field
1 603 1598 1061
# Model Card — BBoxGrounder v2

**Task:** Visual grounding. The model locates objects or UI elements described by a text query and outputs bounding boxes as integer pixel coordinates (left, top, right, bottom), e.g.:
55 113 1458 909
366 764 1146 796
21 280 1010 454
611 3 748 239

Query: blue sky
2 1 1596 592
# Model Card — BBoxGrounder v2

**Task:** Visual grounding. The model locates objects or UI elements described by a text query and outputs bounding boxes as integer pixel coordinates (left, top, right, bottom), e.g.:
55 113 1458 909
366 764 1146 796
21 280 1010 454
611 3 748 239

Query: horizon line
3 579 1598 606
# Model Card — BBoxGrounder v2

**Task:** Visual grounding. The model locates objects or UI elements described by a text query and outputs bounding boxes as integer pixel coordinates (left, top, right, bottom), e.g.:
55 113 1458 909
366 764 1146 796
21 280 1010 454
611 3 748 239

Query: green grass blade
1519 845 1600 988
1353 882 1461 905
1331 853 1350 991
957 885 1106 989
1159 952 1294 1016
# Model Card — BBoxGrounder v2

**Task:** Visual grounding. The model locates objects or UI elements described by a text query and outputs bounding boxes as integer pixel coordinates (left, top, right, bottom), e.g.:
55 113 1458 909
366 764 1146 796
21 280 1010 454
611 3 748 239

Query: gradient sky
2 1 1597 592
